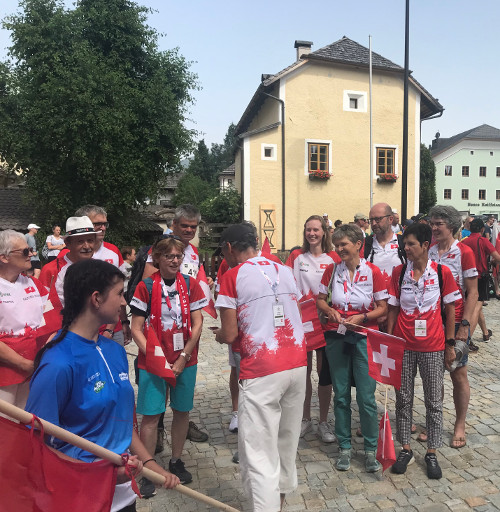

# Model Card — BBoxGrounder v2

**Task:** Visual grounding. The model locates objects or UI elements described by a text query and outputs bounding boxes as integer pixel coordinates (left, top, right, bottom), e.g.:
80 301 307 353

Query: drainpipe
263 92 286 250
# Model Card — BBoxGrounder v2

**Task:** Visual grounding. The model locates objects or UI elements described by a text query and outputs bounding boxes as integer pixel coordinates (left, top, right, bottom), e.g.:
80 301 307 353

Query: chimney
294 40 313 60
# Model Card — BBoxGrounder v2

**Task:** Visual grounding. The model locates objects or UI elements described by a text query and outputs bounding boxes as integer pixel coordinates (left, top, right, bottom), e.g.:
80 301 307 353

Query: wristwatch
445 339 456 347
180 352 191 362
460 319 470 327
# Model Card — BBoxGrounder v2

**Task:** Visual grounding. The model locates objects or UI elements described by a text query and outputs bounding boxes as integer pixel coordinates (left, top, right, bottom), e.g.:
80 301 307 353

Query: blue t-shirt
26 331 134 462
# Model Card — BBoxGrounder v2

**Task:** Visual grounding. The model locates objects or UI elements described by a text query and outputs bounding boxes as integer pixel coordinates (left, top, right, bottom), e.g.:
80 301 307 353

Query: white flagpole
369 35 373 209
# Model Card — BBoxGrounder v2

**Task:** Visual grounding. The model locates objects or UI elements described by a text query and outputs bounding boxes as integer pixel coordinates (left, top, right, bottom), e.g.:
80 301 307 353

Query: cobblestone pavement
131 300 500 512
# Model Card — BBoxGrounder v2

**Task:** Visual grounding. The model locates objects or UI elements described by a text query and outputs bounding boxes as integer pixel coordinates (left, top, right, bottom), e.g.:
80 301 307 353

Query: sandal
469 342 479 352
451 435 466 449
417 431 428 442
411 424 417 434
356 427 363 437
483 329 492 342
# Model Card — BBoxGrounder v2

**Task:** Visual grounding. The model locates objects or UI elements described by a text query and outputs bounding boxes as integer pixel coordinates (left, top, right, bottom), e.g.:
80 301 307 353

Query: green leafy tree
211 122 237 175
419 143 437 214
174 173 214 207
186 139 216 183
200 187 242 223
0 0 197 233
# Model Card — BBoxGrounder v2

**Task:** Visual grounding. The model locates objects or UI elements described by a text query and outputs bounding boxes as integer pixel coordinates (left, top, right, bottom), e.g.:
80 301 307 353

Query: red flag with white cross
145 325 176 386
376 410 396 472
366 328 405 389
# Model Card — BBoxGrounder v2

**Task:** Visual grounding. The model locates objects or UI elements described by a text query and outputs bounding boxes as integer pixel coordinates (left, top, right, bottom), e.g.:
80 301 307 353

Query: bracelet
121 319 130 325
143 458 156 465
362 313 368 324
103 329 114 336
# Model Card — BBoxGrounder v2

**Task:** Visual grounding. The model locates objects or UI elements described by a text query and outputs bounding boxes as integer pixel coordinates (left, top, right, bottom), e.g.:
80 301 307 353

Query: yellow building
234 37 443 250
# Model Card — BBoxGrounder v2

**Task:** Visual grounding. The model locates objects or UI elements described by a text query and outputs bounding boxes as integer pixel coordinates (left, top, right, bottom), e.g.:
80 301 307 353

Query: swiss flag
366 329 405 389
299 293 325 350
35 289 63 345
145 325 176 386
261 237 272 255
376 411 396 472
197 265 217 319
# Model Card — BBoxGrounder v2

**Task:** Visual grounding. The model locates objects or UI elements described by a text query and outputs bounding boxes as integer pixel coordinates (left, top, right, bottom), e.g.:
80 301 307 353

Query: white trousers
238 366 306 512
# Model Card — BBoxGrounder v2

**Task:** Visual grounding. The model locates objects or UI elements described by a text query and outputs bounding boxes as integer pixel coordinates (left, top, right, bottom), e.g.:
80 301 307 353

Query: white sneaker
300 418 313 437
318 422 336 443
229 411 238 433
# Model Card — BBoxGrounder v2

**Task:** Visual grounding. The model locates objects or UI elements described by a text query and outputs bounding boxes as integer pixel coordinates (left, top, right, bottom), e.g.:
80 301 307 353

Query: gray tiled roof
431 124 500 156
307 36 402 71
0 188 35 232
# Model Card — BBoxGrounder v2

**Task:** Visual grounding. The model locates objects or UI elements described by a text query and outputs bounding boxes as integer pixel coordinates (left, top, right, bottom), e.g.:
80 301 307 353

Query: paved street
131 301 500 512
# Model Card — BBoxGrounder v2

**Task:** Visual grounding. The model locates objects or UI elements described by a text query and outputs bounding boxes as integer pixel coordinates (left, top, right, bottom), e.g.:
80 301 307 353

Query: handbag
477 237 495 298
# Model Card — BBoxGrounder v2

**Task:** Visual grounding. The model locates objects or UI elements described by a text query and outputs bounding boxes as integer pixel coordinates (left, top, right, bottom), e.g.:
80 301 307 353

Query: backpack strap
396 234 407 265
363 235 374 262
398 263 408 298
326 262 337 306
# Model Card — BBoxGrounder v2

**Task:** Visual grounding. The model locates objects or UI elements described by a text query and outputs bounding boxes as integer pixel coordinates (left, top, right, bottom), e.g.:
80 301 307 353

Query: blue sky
1 0 498 149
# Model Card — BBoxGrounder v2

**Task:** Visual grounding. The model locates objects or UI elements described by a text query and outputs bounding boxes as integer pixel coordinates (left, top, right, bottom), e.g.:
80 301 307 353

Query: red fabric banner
0 415 116 512
366 329 405 389
376 411 396 472
197 265 217 319
261 237 272 255
299 294 326 351
144 325 176 387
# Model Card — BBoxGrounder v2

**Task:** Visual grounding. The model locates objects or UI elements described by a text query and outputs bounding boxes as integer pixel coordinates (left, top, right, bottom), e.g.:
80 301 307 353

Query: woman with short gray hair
428 205 463 236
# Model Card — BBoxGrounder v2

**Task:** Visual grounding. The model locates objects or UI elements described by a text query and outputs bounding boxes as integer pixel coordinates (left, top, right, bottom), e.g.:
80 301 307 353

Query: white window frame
261 143 277 161
304 139 332 176
373 144 399 178
343 90 367 113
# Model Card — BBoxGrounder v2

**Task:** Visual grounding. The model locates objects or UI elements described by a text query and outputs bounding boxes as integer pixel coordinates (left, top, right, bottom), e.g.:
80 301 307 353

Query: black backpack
125 245 152 305
364 234 406 265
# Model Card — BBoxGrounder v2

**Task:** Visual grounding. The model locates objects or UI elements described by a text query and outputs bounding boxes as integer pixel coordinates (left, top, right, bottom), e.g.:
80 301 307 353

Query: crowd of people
0 201 497 512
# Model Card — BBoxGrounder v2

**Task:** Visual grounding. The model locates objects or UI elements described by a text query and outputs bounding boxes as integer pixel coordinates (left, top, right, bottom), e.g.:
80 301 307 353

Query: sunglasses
10 248 33 257
92 222 109 229
163 234 181 241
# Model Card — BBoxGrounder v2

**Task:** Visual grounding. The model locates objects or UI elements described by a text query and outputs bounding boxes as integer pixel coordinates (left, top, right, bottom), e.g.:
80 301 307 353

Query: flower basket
308 170 331 180
377 174 397 183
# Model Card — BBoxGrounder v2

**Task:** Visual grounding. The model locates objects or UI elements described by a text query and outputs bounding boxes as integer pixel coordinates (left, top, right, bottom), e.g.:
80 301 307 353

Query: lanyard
342 266 360 312
161 281 182 328
409 266 428 309
249 261 280 303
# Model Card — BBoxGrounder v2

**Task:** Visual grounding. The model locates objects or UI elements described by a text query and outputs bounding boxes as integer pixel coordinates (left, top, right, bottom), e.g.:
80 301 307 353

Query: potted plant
308 170 331 180
377 174 397 183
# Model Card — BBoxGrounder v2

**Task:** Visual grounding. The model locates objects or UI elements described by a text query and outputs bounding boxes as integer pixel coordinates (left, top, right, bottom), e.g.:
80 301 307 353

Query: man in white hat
354 213 369 236
39 216 97 307
25 223 41 278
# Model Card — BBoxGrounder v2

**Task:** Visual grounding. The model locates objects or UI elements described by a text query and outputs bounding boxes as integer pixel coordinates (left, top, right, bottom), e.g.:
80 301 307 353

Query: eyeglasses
93 222 109 229
10 248 33 257
369 215 391 223
162 253 184 261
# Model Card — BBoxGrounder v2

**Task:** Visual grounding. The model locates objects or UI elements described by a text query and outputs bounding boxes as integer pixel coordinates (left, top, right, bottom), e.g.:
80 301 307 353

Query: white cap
323 213 328 217
392 209 398 214
27 223 41 230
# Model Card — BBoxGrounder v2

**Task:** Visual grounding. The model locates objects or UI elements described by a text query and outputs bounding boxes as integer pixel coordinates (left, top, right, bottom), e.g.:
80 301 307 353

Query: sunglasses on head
11 248 33 257
163 234 181 241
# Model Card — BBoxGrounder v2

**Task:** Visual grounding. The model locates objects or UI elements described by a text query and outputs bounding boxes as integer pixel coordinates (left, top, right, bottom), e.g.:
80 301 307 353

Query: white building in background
431 124 500 217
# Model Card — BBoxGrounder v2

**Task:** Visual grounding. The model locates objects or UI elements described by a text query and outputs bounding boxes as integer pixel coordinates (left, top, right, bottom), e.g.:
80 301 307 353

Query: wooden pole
0 399 240 512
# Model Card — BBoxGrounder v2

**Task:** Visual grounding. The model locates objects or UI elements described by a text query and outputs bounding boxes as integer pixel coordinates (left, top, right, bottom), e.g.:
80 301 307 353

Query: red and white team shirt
131 275 207 367
388 261 461 352
319 259 389 331
215 251 282 294
216 256 306 380
93 241 127 274
39 255 72 306
285 249 341 296
428 240 477 322
147 242 200 278
0 275 48 337
366 235 404 283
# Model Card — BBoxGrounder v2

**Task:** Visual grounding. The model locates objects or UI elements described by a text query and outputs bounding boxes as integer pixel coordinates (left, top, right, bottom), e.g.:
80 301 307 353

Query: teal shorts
136 364 197 415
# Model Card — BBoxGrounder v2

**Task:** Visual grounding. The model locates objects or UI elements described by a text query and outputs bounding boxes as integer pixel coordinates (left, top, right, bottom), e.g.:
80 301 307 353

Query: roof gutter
262 92 286 251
